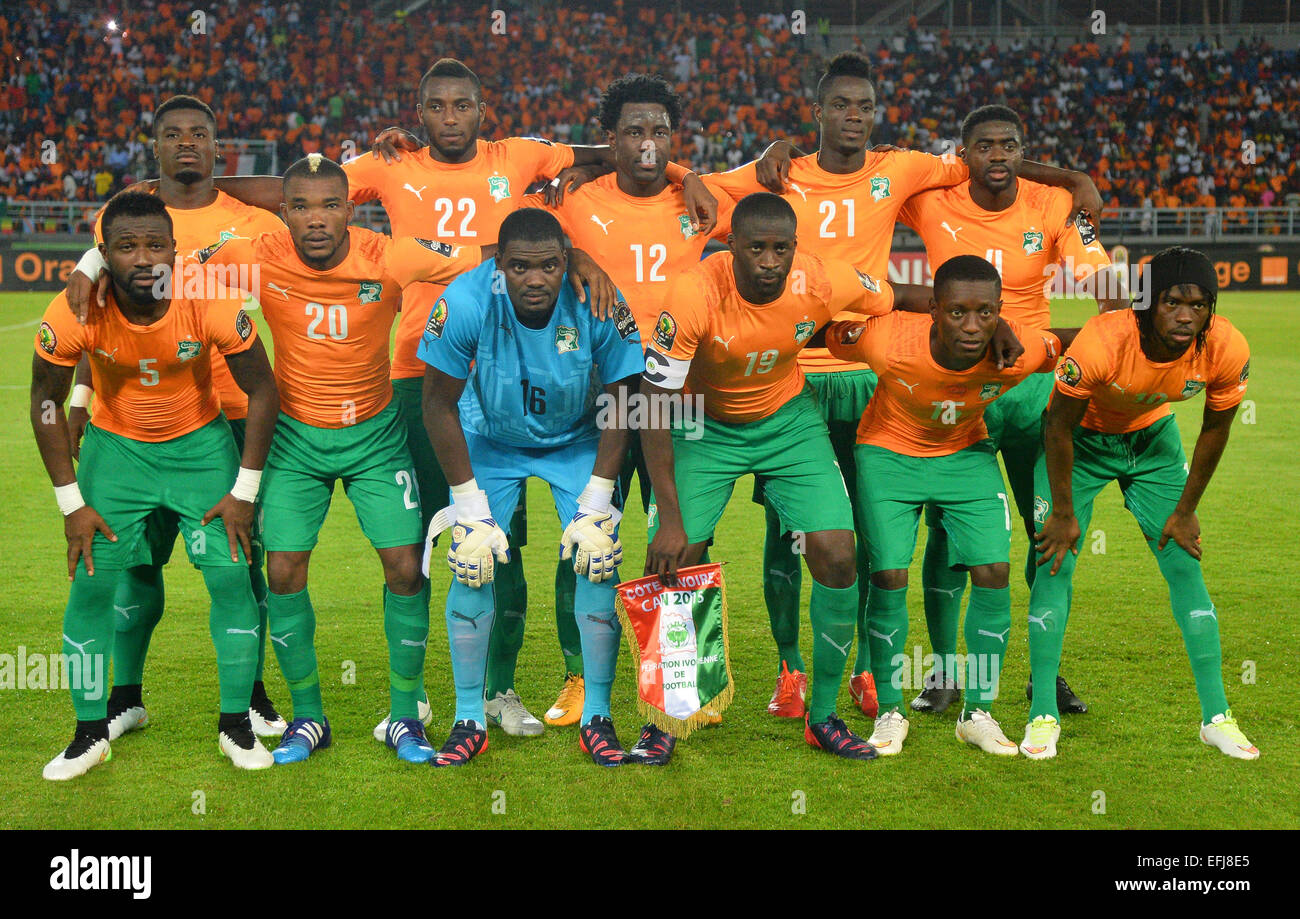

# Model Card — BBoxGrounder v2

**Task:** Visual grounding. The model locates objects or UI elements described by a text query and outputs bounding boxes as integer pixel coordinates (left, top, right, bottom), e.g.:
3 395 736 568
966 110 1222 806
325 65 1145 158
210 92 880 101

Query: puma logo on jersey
403 183 427 200
896 377 920 394
267 282 293 300
712 335 735 350
589 214 614 234
940 221 962 241
94 347 118 363
788 183 809 202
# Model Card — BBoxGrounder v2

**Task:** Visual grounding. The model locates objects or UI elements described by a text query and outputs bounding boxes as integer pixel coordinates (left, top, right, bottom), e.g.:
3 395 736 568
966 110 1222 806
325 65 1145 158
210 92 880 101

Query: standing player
64 95 289 741
825 255 1068 756
191 155 486 764
34 192 279 778
418 208 644 767
897 105 1125 714
1026 247 1258 761
519 73 734 733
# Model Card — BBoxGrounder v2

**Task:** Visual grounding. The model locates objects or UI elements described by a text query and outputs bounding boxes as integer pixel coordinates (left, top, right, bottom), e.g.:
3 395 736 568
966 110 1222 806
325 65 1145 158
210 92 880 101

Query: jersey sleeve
195 234 256 269
1047 188 1112 281
826 312 892 367
701 163 763 202
591 292 646 384
1054 317 1111 399
35 294 89 367
896 149 968 195
202 297 259 357
642 272 709 390
506 136 576 182
823 257 895 320
1206 321 1250 410
1005 318 1061 374
415 283 479 380
342 154 384 205
384 237 483 288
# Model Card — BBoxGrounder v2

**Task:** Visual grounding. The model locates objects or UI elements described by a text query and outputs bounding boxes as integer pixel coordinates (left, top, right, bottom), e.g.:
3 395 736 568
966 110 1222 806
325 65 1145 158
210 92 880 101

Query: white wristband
450 478 491 520
75 247 107 280
55 482 86 516
577 476 615 514
69 384 93 410
230 466 262 503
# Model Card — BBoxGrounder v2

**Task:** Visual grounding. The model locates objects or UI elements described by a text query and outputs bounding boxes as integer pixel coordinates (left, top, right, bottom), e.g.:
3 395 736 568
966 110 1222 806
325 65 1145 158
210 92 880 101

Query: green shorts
657 387 853 544
982 371 1053 520
856 441 1012 572
752 368 876 508
1032 414 1189 543
261 400 422 552
78 416 247 570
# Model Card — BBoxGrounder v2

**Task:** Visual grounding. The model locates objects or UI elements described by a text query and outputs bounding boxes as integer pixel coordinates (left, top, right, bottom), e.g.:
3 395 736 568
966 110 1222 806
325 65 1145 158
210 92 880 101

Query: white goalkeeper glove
560 476 623 583
422 480 509 588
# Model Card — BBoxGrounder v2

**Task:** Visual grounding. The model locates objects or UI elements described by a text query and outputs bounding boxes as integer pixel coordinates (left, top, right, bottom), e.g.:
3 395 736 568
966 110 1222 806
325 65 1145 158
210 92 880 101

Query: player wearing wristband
32 192 280 779
1025 247 1258 761
418 208 643 767
826 256 1067 756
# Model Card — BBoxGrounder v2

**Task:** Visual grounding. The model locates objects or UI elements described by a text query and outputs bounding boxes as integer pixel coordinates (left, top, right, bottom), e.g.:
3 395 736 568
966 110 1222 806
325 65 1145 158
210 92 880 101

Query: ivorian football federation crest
612 300 637 341
653 311 677 350
794 320 816 343
1033 496 1050 526
414 238 455 257
869 175 891 201
425 298 448 339
678 214 697 239
177 339 202 361
1180 379 1206 399
38 321 57 355
1057 356 1082 386
556 326 579 354
358 281 382 303
979 382 1003 401
855 270 880 292
1022 230 1045 254
235 310 253 342
487 174 511 202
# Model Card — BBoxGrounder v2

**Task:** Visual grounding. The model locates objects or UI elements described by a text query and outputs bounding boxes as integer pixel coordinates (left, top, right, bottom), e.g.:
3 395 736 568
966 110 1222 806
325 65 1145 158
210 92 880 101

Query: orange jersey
36 288 256 442
829 313 1060 456
706 149 967 372
898 179 1112 330
521 173 734 341
649 252 893 423
197 228 480 428
1054 310 1249 433
343 138 575 378
95 189 284 420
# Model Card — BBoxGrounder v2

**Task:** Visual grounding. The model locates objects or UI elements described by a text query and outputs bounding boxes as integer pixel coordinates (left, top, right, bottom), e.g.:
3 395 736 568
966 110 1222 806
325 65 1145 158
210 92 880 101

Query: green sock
763 502 804 672
384 582 431 721
203 566 259 714
554 559 583 677
249 558 269 682
1022 538 1037 592
266 587 323 722
63 564 119 721
110 564 165 686
960 586 1011 719
485 546 526 698
865 584 909 713
921 527 965 680
851 534 873 674
1026 545 1079 720
1153 539 1229 722
808 579 858 723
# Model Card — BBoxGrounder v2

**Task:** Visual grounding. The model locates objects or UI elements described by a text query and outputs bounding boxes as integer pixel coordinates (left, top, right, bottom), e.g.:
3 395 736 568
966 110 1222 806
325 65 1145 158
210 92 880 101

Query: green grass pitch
0 290 1295 829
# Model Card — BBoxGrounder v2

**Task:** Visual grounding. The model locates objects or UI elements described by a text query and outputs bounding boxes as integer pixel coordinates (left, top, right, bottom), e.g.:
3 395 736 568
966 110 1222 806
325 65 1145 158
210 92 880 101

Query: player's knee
266 552 309 594
871 569 908 591
381 549 424 595
969 563 1010 589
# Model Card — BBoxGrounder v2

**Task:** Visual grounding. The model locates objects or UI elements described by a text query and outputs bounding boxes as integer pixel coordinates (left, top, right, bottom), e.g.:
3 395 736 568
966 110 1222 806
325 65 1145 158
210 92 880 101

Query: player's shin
921 525 965 677
110 564 165 686
574 579 620 722
384 582 431 722
445 579 494 725
63 565 120 721
1153 541 1230 722
866 584 909 712
763 503 804 673
484 550 526 698
808 579 858 722
852 536 873 674
204 566 260 714
1026 569 1074 721
960 586 1011 719
554 560 583 677
265 588 324 722
249 559 269 680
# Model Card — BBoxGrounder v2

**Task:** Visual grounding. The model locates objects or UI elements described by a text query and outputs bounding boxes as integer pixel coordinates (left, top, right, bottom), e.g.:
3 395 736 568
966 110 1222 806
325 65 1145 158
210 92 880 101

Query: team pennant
614 563 734 738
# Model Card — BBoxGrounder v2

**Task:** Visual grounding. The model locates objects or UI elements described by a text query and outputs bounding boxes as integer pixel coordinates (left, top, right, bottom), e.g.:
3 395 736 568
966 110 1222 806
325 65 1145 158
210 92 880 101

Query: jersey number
305 302 349 340
630 243 667 282
395 470 419 510
139 358 159 387
520 378 547 415
984 248 1004 275
743 349 779 376
435 197 477 237
818 199 856 238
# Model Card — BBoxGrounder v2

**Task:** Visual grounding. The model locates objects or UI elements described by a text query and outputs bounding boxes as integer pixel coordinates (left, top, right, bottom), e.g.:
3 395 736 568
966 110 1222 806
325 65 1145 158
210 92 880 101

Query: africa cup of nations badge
38 321 57 355
425 298 448 339
653 311 677 350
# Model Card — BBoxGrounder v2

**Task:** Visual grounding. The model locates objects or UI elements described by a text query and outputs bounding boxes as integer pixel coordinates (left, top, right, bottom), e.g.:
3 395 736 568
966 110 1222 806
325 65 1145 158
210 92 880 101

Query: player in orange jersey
63 95 289 743
826 255 1072 757
33 192 280 779
897 105 1126 716
1025 247 1258 761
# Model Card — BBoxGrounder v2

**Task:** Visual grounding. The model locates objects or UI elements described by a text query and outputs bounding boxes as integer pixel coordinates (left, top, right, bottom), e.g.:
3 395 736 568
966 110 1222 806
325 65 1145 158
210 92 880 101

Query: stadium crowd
1 0 1298 212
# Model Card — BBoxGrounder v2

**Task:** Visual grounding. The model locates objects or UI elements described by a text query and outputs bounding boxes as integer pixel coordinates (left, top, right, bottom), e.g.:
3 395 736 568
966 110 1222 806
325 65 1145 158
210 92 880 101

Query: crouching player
32 192 280 778
419 208 644 767
826 255 1068 756
1027 246 1258 760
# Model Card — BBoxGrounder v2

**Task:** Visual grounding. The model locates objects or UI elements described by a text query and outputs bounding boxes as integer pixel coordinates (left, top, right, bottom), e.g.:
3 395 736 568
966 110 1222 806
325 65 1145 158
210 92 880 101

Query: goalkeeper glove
422 479 509 588
560 476 623 583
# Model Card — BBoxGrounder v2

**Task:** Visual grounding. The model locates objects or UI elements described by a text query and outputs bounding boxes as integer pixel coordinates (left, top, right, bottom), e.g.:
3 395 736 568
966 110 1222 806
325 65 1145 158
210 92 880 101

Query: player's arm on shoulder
754 138 806 192
1020 160 1103 226
387 237 486 288
1046 327 1078 355
659 162 718 236
823 258 898 321
212 175 285 212
906 147 968 191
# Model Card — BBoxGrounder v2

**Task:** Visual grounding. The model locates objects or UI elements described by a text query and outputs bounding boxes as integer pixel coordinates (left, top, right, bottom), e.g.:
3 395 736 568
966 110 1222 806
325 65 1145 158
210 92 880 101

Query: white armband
230 467 262 503
55 482 86 516
450 478 491 520
643 347 690 390
75 247 108 280
69 384 93 410
577 476 615 515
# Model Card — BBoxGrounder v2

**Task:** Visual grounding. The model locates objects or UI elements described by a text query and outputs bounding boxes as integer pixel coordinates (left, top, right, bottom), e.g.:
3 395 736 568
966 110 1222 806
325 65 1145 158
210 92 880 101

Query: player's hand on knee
64 505 116 580
561 506 623 583
1157 509 1201 560
1034 511 1080 576
443 484 509 588
203 494 255 563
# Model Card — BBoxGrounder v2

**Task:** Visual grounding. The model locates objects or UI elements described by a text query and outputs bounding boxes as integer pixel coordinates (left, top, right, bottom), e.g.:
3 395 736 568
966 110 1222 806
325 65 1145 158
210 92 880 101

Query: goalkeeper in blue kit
418 208 645 767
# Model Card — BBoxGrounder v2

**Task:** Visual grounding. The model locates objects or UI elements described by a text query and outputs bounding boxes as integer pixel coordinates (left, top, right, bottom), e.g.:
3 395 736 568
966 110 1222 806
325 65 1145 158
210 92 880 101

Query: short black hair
282 153 348 193
153 94 217 137
497 207 566 252
816 51 874 104
933 254 1002 302
419 58 482 103
597 73 683 133
731 192 797 234
960 105 1024 145
100 190 173 240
